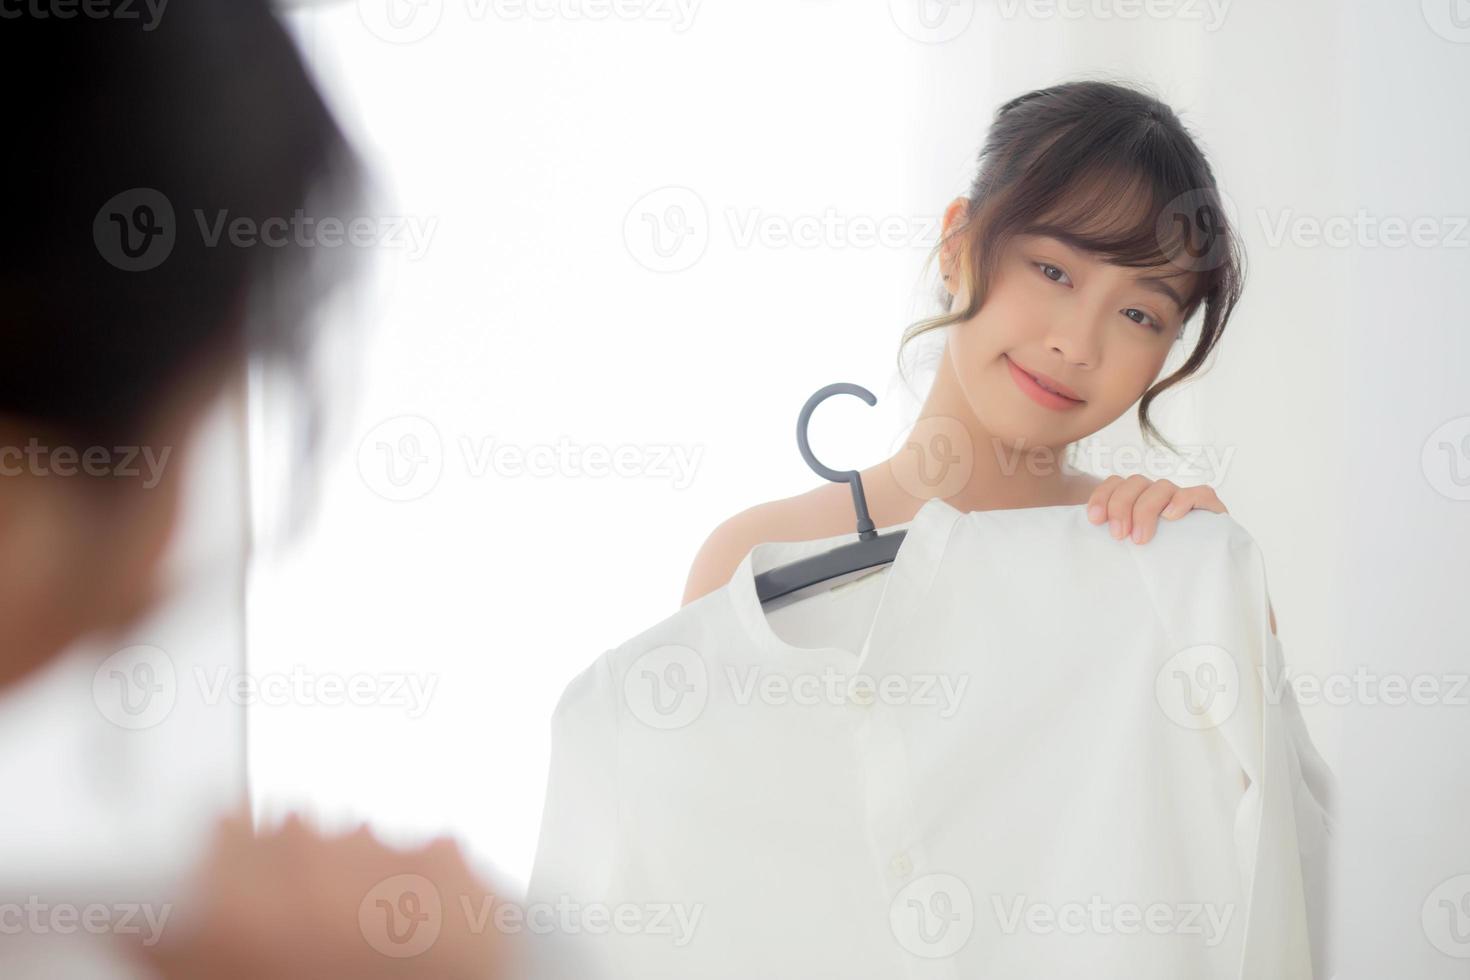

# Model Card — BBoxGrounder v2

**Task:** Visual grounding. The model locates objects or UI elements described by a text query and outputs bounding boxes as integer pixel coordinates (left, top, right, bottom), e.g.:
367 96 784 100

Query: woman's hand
1086 475 1227 545
1086 475 1277 635
125 811 520 980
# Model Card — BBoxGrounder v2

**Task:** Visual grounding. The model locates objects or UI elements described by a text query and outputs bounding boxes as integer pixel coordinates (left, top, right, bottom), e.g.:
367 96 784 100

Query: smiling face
944 225 1197 454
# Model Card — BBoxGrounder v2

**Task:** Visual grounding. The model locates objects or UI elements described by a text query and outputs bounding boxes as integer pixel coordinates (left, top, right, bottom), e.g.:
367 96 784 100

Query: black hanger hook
796 382 878 541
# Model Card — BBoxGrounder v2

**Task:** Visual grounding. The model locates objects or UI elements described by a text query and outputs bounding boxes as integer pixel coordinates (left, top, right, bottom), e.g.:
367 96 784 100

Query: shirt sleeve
523 654 621 980
1206 538 1316 980
1265 625 1337 979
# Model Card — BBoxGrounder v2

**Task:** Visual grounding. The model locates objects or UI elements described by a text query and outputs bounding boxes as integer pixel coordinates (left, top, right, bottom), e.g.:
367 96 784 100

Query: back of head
1 0 359 448
0 0 360 689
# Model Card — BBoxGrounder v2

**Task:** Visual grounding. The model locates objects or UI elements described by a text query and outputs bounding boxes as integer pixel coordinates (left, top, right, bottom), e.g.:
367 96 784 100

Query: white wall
1334 3 1470 976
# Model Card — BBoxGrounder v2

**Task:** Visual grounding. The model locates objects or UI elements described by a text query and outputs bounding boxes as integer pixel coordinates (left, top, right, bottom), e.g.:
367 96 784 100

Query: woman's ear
938 196 975 304
939 197 971 280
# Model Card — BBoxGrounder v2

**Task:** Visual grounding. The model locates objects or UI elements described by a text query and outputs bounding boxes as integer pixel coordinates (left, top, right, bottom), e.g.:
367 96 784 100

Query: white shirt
525 497 1335 979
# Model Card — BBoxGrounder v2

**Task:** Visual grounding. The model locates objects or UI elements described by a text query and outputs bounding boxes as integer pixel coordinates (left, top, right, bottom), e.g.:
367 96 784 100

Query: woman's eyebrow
1026 233 1188 309
1135 275 1186 311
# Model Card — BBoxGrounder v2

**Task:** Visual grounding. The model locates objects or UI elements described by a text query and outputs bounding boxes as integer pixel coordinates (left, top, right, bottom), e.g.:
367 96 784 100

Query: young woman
682 80 1276 638
647 78 1331 976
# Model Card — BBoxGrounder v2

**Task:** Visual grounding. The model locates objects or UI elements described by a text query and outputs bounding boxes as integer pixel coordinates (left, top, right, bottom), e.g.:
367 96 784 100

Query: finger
1130 479 1178 544
1086 475 1124 524
1161 485 1228 518
1105 475 1152 539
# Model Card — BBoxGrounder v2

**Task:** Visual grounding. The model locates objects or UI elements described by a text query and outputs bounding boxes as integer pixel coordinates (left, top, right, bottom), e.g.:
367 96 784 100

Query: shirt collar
725 495 965 663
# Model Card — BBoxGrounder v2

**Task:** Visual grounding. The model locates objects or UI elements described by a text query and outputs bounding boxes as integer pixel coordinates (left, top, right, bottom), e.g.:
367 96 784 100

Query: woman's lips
1003 354 1086 411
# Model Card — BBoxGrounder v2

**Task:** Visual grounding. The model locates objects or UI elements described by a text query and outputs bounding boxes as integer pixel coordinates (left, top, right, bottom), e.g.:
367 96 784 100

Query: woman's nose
1043 316 1102 370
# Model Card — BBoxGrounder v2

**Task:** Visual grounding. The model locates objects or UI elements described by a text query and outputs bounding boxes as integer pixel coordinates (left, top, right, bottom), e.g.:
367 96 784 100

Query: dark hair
1 0 360 454
900 77 1245 453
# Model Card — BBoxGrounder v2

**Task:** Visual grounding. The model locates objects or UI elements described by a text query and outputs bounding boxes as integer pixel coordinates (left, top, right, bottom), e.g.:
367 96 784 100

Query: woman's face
945 224 1194 453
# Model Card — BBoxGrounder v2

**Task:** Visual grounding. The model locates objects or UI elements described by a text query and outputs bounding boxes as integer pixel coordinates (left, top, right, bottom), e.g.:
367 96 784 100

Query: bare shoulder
680 484 853 607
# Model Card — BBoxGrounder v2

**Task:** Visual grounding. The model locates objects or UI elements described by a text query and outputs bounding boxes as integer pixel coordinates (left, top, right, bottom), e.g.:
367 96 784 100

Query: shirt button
889 852 913 879
848 686 875 706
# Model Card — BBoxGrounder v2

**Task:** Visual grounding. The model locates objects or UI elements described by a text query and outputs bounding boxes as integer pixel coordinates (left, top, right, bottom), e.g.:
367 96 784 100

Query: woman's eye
1035 261 1164 333
1124 308 1164 332
1035 262 1070 285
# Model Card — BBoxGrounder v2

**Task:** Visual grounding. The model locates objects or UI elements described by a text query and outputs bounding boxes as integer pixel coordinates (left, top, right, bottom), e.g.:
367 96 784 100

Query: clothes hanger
752 382 909 605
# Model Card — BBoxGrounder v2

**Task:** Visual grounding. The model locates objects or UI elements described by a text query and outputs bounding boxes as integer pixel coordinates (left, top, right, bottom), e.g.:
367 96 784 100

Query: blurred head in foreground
0 0 359 690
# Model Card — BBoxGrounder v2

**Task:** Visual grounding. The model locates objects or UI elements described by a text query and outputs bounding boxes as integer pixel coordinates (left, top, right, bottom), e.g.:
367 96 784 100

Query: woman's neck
860 355 1098 523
